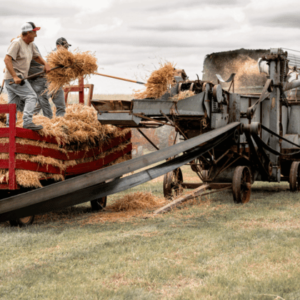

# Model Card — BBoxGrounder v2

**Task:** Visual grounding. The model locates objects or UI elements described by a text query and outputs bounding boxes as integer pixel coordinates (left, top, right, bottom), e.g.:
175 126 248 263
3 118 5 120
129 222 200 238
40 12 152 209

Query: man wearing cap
3 22 51 130
31 37 72 118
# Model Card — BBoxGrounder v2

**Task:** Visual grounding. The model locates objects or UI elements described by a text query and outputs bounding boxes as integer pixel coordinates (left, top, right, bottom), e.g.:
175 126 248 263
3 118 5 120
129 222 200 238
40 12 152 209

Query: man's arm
33 56 51 73
4 55 22 84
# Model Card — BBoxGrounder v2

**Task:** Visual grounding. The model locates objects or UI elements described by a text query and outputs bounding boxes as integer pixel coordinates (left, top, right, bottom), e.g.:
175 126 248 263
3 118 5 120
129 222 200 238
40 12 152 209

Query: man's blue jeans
5 79 38 126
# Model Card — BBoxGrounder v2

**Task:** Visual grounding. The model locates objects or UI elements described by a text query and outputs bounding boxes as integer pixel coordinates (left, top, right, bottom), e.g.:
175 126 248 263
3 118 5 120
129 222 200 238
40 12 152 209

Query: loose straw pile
0 103 131 188
46 48 98 94
109 192 166 212
134 62 176 99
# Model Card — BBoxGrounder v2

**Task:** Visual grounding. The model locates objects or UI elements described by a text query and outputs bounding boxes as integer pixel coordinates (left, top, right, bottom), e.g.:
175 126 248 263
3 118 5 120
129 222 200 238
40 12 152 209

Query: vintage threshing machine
1 48 300 224
94 48 300 203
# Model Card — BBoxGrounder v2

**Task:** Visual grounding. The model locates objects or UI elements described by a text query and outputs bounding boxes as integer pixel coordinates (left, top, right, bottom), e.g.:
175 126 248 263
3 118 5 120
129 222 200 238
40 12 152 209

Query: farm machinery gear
94 48 300 198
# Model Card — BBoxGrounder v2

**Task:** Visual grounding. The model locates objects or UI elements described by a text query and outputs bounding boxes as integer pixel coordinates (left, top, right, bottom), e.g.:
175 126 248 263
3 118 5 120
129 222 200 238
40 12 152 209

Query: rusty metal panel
97 113 141 126
282 134 299 149
92 100 131 112
176 93 205 116
132 99 174 115
229 93 240 123
251 98 261 123
282 106 288 136
211 113 229 129
287 105 300 134
261 99 270 144
240 95 250 114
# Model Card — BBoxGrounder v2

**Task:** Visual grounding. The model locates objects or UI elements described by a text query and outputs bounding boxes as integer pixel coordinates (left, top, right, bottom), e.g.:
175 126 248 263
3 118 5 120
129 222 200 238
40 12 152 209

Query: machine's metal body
95 48 300 201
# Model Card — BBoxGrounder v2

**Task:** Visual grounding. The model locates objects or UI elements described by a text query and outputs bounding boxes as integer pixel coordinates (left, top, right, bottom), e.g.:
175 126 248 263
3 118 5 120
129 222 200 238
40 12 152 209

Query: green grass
1 178 300 300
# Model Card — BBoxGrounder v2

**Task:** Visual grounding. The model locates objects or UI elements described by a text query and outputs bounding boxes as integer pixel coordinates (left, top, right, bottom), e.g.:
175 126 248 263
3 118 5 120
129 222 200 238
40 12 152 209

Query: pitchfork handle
9 66 63 85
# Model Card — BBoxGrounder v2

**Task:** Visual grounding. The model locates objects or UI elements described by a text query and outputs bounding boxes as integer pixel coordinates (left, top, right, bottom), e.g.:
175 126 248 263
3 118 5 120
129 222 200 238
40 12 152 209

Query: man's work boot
23 123 43 131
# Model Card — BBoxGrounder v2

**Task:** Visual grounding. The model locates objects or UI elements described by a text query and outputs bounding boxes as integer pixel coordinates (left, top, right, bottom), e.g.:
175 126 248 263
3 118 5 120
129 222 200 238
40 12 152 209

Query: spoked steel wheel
9 215 35 227
289 161 300 192
90 196 107 210
163 168 183 199
232 166 251 203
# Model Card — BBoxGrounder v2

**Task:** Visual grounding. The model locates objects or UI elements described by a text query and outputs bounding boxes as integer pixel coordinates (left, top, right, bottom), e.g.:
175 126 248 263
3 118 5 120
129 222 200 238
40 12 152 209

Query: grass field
1 165 300 300
1 93 300 299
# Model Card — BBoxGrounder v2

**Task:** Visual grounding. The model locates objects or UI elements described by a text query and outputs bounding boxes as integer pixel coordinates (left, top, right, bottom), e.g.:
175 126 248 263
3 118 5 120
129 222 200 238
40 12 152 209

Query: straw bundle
171 90 195 101
109 192 166 212
46 48 98 94
134 62 176 99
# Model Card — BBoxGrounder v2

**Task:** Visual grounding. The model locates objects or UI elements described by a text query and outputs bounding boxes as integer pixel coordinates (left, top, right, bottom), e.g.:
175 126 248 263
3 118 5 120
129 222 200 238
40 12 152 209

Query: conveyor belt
0 122 240 222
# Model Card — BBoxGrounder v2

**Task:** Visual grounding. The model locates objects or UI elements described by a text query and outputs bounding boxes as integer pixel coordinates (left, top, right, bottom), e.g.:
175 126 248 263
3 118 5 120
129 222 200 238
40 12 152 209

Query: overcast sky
1 0 300 95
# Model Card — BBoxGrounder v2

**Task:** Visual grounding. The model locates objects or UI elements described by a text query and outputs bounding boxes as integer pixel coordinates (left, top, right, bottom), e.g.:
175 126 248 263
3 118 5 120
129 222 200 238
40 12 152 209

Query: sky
1 0 300 95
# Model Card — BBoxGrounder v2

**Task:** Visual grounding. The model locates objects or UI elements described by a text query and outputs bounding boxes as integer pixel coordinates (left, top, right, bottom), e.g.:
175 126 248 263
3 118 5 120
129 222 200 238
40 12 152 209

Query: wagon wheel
289 161 300 192
163 168 183 199
9 215 35 227
232 166 251 204
90 197 107 210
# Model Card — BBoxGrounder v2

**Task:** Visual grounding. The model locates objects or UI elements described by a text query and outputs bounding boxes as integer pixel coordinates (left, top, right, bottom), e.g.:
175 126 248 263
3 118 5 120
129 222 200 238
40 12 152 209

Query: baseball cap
56 37 72 48
21 22 41 32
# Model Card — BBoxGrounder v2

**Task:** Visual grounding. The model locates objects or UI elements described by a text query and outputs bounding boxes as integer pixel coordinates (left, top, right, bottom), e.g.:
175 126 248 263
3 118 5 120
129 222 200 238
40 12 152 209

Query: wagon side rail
0 104 17 190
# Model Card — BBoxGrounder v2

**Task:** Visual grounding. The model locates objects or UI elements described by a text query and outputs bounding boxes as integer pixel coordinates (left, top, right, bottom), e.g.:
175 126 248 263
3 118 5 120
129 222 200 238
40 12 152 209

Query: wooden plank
16 128 61 145
9 104 16 190
153 185 209 215
0 144 67 160
0 128 9 137
15 144 67 160
0 104 10 113
66 144 132 175
15 160 63 175
181 182 232 189
0 132 131 161
0 184 10 190
0 160 9 168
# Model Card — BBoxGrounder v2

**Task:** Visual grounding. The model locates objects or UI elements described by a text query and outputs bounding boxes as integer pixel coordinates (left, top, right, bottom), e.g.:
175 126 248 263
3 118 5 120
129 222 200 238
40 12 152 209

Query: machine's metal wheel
232 166 251 204
90 197 107 210
289 162 300 192
9 215 35 227
163 168 183 199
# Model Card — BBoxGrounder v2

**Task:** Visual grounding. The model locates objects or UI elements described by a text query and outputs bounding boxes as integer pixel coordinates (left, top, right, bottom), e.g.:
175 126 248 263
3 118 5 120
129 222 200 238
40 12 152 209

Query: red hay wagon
0 102 132 226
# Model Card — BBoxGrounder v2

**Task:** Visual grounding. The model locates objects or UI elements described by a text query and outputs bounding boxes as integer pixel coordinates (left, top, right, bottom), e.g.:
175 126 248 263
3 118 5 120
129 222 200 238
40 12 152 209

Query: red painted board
0 128 9 137
0 159 9 169
66 144 132 175
9 104 16 189
0 135 130 161
16 144 67 160
0 105 10 113
16 128 62 145
0 144 67 160
0 184 10 190
15 160 63 175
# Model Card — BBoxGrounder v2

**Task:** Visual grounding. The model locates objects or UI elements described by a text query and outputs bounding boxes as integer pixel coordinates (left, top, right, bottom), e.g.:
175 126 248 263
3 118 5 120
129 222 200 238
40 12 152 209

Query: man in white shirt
4 22 51 130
